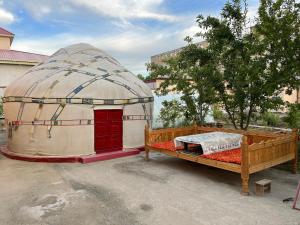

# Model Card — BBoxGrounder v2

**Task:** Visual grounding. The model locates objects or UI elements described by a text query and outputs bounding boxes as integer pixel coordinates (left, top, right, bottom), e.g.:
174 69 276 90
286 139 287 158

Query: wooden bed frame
144 125 298 195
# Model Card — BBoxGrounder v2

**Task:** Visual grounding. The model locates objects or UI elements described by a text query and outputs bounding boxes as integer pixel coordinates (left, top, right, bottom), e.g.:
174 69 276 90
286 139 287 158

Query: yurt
2 43 153 162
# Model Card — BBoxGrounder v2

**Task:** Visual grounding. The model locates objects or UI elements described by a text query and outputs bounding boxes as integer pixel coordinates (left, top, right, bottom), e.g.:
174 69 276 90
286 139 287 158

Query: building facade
0 27 48 98
148 41 207 91
151 41 208 66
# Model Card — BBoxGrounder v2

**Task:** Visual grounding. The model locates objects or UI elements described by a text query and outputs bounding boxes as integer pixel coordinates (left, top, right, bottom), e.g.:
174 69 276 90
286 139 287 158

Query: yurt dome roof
4 43 153 105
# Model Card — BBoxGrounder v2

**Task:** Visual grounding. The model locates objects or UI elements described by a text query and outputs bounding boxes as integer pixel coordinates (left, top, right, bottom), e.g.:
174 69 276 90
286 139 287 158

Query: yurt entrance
94 109 123 153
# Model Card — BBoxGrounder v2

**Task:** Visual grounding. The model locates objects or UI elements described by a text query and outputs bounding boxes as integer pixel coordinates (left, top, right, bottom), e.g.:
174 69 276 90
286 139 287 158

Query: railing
145 125 288 146
247 131 297 174
145 125 197 145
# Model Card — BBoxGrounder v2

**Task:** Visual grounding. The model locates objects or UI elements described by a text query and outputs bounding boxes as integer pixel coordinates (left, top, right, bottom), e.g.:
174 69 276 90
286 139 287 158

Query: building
2 43 153 162
151 41 208 66
147 41 208 91
0 27 48 98
280 88 299 104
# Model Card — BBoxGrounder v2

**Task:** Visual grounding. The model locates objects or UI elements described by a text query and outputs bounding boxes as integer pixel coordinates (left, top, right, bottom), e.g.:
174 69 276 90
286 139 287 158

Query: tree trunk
221 95 237 129
244 102 254 130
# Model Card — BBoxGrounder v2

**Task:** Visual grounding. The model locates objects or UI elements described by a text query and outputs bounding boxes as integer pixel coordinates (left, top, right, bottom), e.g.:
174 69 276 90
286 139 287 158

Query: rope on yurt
30 103 43 140
47 72 112 136
101 69 152 125
16 49 127 122
16 65 74 121
101 75 151 126
30 78 63 139
16 63 107 123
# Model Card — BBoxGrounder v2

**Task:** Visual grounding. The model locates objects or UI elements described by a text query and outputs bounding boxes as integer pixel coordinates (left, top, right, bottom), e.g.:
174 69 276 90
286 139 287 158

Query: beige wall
281 88 299 104
0 36 11 49
0 63 33 98
151 41 208 66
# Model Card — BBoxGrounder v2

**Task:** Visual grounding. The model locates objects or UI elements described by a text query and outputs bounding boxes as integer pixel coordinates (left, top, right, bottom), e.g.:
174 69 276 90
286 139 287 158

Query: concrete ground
0 132 299 225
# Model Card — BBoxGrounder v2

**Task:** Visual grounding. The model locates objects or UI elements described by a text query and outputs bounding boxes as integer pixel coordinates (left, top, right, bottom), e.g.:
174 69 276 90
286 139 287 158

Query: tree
147 41 218 125
148 0 299 130
197 0 268 129
197 0 299 129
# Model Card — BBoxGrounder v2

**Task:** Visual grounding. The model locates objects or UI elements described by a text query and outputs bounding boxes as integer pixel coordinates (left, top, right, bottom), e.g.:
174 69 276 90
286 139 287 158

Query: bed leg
145 148 149 161
241 136 250 195
292 128 298 174
144 124 150 162
241 176 249 195
292 159 298 174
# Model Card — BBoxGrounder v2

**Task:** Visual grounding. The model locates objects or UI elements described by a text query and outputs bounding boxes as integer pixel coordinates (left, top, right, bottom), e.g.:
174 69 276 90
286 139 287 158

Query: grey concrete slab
0 131 299 225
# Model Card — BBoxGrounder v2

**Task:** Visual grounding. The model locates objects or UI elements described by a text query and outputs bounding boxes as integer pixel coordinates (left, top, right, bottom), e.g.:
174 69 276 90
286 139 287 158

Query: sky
0 0 259 75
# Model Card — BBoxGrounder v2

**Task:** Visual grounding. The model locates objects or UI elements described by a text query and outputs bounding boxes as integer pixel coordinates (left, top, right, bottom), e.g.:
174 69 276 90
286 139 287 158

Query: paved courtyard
0 131 299 225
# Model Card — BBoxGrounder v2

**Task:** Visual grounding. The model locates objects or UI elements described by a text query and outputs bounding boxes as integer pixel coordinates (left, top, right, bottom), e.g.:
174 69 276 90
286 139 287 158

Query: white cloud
11 27 189 74
71 0 177 22
15 0 177 22
14 0 55 20
179 25 205 42
0 7 15 24
247 5 258 26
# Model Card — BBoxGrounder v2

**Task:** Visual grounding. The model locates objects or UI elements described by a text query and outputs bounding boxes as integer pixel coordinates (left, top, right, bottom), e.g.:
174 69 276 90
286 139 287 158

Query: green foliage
256 0 300 93
284 103 300 128
260 112 281 126
137 73 155 82
137 74 145 81
159 99 184 128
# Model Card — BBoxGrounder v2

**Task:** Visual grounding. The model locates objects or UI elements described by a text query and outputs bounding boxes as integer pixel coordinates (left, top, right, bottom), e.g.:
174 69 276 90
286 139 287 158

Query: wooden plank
196 157 241 173
249 137 292 151
147 146 241 173
249 154 294 174
147 146 179 157
177 152 199 162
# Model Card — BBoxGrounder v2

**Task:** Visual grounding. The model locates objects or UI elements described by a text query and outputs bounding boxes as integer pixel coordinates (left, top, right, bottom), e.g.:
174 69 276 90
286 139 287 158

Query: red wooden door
94 109 123 153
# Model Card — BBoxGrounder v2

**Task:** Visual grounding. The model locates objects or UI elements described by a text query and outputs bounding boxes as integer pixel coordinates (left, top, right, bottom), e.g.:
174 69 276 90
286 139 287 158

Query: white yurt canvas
3 43 153 157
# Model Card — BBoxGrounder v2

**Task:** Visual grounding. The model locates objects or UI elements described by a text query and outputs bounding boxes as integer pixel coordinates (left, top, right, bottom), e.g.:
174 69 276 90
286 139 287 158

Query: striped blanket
174 132 243 155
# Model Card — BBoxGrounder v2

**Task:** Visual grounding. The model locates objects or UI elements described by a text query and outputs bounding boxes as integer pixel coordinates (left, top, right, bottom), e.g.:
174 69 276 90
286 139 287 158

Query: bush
260 112 280 127
283 103 300 129
212 105 224 122
0 102 3 117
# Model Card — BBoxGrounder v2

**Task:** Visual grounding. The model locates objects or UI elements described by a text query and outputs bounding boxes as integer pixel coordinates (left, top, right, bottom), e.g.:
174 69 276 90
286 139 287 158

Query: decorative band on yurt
7 115 152 127
3 96 154 105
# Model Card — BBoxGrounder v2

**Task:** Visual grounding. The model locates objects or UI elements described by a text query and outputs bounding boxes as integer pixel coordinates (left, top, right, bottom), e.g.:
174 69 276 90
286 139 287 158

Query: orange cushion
200 148 241 164
149 141 183 151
